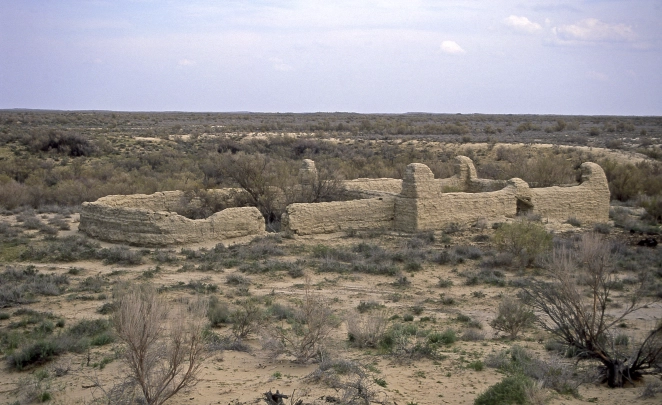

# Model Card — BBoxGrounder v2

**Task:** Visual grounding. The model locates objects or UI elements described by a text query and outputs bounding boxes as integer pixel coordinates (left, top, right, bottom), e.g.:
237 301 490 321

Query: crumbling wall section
283 197 395 235
394 163 521 232
79 196 264 246
343 178 402 197
79 157 611 243
529 162 610 224
93 189 247 211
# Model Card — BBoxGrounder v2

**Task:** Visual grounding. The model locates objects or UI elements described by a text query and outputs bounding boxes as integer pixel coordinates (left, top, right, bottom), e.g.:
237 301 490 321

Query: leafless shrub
346 309 390 348
51 359 72 377
15 373 53 404
524 380 547 405
264 280 340 363
490 296 535 340
113 286 208 405
230 298 265 339
520 233 662 388
87 373 140 405
305 357 387 405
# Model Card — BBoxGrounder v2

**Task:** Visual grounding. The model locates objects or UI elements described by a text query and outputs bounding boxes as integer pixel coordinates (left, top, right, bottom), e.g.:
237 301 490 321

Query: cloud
269 57 293 72
440 40 465 55
504 15 542 34
553 18 635 43
178 59 196 67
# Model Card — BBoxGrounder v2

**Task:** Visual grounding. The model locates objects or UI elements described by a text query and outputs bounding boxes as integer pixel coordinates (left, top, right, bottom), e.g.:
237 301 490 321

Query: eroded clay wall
529 162 610 224
79 157 611 243
395 187 519 232
395 162 521 231
343 178 402 195
79 203 265 246
283 197 395 235
93 189 247 211
93 191 185 211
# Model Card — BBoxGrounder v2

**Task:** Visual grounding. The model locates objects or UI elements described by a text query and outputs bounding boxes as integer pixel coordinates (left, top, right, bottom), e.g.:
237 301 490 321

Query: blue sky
1 0 660 114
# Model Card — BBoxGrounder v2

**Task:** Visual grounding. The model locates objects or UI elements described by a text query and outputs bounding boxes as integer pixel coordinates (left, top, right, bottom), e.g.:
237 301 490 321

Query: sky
0 0 660 115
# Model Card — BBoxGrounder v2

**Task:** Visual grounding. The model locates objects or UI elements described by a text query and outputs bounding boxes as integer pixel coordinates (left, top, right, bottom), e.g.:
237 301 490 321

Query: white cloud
269 57 293 72
553 18 635 43
587 70 608 81
178 59 196 67
440 40 465 55
504 15 542 34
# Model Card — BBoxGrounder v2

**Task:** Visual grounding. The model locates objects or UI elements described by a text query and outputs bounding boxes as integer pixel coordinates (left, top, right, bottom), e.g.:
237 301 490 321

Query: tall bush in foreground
520 233 662 388
113 286 208 405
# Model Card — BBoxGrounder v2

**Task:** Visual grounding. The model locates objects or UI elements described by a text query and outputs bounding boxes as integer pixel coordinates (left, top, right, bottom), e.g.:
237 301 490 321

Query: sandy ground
1 213 661 405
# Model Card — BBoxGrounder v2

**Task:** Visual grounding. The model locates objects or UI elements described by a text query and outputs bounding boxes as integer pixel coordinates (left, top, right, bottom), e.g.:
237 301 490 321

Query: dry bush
113 286 208 405
490 296 535 340
520 233 662 388
305 358 387 405
230 298 265 339
215 152 347 229
263 281 339 363
346 309 390 348
524 381 548 405
215 152 292 226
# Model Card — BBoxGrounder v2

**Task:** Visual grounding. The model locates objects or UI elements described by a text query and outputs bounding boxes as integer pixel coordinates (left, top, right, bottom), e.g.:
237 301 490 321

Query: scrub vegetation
0 110 661 404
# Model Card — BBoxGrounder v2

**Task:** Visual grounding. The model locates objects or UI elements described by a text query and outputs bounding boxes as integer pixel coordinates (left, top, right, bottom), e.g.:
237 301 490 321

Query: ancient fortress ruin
79 156 610 246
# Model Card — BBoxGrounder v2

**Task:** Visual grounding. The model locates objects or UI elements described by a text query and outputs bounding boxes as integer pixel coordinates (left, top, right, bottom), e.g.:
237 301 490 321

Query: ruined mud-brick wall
284 156 610 235
91 189 246 211
394 164 521 232
527 162 610 224
282 197 395 235
340 156 506 198
79 190 264 246
343 178 402 198
394 161 610 231
284 156 514 235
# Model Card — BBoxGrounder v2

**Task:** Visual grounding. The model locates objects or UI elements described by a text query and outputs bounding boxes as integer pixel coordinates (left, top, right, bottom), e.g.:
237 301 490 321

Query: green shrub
474 374 532 405
207 297 231 327
90 332 114 346
494 220 552 267
640 194 662 223
97 246 143 265
226 273 250 285
455 314 471 323
374 377 387 387
428 329 456 345
8 340 63 370
67 319 110 337
468 360 484 371
437 278 453 288
19 236 100 262
593 223 611 234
